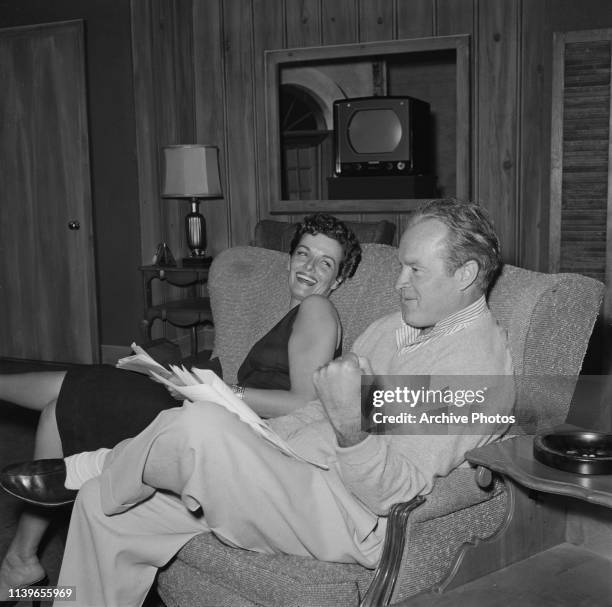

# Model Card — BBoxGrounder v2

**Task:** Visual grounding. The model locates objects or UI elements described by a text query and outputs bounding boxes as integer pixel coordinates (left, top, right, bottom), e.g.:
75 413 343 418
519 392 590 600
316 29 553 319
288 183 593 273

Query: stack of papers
116 343 174 379
117 344 328 470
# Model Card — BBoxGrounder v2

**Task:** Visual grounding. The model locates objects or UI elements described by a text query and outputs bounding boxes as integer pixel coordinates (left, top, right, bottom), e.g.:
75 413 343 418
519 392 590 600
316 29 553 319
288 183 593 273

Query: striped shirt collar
396 295 488 352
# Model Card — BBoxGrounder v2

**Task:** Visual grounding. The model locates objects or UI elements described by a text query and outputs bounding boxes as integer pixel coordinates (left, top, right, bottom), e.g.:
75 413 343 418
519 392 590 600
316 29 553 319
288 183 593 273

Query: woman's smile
295 272 317 286
288 233 344 305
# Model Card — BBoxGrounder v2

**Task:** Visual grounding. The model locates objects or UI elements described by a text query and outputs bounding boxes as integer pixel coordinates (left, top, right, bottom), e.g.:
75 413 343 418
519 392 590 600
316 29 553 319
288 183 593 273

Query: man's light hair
407 198 502 292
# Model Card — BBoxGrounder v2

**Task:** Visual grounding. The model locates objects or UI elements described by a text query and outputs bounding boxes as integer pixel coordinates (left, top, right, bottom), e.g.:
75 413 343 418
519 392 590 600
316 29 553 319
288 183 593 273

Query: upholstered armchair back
488 265 603 431
209 243 603 431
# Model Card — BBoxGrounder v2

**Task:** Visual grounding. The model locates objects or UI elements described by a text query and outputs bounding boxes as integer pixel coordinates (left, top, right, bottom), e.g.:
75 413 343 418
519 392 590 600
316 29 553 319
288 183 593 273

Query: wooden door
0 20 98 363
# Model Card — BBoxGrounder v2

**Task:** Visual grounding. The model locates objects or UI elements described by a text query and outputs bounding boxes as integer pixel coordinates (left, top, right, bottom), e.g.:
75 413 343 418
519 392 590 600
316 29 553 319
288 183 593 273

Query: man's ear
455 260 479 290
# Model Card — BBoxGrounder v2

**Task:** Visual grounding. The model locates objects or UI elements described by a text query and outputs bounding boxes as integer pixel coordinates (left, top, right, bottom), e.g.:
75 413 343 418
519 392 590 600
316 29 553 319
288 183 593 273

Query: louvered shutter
550 30 612 283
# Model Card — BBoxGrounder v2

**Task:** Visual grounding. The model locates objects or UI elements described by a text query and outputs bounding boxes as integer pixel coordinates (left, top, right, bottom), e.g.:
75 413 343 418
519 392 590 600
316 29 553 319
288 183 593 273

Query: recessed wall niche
265 35 471 213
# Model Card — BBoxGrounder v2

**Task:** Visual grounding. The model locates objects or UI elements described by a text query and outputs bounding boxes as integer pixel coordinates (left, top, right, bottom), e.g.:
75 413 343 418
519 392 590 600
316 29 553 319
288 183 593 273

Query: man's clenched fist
313 353 371 447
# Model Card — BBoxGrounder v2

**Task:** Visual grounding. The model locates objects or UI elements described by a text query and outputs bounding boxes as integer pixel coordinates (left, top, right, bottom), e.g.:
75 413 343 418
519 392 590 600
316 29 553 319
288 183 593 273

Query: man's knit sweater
270 297 515 517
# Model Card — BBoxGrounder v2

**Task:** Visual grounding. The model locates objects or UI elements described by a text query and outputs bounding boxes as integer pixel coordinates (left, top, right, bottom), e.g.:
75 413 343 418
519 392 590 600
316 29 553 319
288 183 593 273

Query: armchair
156 244 603 607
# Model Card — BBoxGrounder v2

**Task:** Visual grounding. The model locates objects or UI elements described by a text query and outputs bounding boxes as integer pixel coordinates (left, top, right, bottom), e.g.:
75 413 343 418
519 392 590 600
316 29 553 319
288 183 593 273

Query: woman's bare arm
242 294 341 418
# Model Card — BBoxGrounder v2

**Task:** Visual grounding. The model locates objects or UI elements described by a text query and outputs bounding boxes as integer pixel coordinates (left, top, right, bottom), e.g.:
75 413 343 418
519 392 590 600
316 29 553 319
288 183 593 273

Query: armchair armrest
359 466 506 606
360 496 426 607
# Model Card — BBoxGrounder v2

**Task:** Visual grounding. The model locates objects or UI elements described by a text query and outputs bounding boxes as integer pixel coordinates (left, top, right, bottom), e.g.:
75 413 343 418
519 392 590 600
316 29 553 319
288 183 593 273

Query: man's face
395 218 468 328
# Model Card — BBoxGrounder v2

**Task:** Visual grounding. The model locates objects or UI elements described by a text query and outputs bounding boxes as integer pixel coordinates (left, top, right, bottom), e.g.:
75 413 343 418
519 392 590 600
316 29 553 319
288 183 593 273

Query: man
56 199 515 606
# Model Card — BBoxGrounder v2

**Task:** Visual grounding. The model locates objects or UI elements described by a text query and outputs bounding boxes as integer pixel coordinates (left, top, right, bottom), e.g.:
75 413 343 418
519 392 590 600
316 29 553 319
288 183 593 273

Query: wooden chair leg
359 496 426 607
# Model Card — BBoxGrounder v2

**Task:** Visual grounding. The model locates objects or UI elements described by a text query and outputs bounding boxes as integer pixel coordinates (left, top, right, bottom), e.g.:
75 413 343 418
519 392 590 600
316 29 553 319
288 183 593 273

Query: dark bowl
533 430 612 475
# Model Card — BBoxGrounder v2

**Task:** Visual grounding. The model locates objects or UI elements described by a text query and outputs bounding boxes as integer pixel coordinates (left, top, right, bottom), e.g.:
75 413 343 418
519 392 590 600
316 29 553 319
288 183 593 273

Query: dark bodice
237 305 342 390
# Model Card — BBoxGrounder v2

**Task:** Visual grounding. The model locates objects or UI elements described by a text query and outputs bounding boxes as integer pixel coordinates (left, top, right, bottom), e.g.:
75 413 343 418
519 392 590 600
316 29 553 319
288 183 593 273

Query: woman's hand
164 384 183 400
149 372 184 401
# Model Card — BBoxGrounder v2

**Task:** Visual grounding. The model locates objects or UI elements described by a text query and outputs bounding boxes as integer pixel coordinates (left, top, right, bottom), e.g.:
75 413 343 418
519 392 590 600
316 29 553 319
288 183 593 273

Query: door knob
68 220 80 230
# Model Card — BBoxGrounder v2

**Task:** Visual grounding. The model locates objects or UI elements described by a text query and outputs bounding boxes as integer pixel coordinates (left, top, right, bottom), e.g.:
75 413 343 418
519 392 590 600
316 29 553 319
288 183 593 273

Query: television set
333 96 431 176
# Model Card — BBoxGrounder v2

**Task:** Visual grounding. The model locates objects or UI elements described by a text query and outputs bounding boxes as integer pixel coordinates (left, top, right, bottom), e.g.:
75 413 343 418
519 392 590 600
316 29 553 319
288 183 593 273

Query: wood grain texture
549 31 565 274
321 0 360 222
131 0 200 345
322 0 357 45
155 0 196 261
0 20 98 363
133 0 612 280
222 0 259 247
159 0 199 346
358 0 394 43
436 0 474 37
437 0 475 205
193 0 230 254
130 0 169 342
285 0 320 48
131 0 199 261
271 198 424 213
396 0 435 237
396 0 434 39
131 0 163 264
254 0 286 221
519 0 552 271
357 0 400 237
476 0 520 263
404 543 612 607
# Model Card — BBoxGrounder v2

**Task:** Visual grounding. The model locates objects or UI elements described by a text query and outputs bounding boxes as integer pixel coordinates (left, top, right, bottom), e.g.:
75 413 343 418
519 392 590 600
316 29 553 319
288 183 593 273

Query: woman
0 213 361 598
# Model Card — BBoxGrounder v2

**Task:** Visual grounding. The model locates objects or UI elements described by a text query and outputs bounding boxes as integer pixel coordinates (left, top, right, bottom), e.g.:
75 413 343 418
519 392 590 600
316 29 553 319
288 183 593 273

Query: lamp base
182 255 212 268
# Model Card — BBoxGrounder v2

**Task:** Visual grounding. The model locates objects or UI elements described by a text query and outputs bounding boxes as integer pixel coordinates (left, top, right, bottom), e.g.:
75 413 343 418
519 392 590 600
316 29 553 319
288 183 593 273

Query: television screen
348 109 403 154
333 96 430 176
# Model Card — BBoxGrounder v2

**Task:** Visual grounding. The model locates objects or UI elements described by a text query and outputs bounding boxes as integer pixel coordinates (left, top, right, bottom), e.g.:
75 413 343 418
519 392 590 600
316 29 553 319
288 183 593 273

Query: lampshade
161 144 222 198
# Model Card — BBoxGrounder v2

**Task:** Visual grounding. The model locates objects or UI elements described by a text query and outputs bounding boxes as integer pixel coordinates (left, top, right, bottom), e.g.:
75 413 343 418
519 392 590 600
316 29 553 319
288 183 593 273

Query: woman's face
288 232 344 303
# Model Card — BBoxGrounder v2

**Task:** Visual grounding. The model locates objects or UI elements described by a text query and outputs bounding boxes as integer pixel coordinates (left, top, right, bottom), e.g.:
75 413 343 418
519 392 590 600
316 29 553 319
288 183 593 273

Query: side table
404 434 612 606
465 434 612 509
139 262 214 357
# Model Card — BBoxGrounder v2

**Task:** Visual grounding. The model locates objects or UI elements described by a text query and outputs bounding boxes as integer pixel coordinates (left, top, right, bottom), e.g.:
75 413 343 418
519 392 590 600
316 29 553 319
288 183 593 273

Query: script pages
116 344 328 470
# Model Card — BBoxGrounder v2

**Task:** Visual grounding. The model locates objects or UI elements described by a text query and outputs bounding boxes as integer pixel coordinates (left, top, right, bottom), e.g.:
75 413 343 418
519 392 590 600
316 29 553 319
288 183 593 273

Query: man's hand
313 353 371 447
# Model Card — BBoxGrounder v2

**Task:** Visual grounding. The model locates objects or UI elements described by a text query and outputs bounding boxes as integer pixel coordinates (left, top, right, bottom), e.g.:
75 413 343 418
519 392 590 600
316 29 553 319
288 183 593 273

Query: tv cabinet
327 174 436 200
265 35 470 213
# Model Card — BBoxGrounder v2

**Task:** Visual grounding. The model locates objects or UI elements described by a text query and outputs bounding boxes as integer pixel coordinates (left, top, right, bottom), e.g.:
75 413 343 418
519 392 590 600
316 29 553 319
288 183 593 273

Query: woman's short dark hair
289 213 362 281
407 198 502 292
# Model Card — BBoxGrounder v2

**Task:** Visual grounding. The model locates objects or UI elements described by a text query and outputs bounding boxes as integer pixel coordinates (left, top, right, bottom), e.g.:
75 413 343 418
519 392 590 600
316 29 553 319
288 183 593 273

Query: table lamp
161 144 222 266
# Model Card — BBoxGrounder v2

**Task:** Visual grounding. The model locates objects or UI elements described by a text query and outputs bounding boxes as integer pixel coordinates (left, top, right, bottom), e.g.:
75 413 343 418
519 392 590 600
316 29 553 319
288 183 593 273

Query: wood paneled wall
131 0 612 274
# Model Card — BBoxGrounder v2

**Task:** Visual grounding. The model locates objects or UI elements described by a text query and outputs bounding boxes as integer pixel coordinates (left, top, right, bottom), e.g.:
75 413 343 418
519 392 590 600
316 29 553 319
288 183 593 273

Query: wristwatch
231 384 245 400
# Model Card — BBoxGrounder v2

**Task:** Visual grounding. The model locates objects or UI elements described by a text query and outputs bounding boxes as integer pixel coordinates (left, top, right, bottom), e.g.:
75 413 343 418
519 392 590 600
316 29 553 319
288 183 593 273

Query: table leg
190 326 198 358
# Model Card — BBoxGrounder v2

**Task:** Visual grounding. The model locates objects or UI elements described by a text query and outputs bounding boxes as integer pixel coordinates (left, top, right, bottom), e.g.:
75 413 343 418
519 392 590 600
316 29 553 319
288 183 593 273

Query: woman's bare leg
0 371 67 411
0 400 64 599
